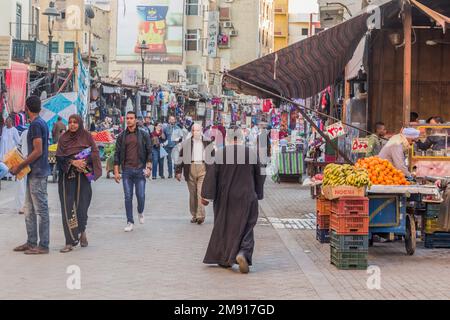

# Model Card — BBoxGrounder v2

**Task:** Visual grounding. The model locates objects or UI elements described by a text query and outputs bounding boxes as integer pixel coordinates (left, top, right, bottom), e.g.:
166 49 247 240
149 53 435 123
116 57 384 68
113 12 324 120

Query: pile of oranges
355 157 409 186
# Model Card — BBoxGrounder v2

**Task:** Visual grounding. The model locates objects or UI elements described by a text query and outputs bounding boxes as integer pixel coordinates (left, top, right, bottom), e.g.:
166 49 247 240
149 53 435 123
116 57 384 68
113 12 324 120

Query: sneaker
160 176 165 179
168 175 173 179
138 214 145 224
124 223 134 232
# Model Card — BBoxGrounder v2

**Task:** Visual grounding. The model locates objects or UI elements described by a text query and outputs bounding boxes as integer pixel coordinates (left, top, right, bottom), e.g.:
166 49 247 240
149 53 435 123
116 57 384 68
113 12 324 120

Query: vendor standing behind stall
378 128 420 178
366 122 387 157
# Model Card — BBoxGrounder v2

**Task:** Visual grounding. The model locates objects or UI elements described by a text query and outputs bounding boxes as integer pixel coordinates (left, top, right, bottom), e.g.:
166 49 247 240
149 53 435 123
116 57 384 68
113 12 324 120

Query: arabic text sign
352 138 369 153
208 11 219 57
325 121 345 140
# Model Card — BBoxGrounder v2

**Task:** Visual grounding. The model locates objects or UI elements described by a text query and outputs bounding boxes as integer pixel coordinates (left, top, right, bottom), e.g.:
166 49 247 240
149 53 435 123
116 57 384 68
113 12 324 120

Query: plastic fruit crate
330 214 369 235
317 214 330 229
424 217 445 234
316 227 330 243
330 246 368 270
424 232 450 249
316 197 332 216
426 204 440 218
330 231 369 251
331 197 369 216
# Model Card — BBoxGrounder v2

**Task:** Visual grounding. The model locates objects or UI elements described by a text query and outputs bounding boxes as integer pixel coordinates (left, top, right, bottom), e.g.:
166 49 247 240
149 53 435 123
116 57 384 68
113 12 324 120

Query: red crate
317 214 330 229
316 197 332 216
330 214 369 235
331 197 369 216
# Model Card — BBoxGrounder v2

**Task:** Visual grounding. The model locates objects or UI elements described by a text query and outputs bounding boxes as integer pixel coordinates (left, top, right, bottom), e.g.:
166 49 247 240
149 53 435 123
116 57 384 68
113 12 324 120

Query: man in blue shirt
163 116 182 179
11 96 50 255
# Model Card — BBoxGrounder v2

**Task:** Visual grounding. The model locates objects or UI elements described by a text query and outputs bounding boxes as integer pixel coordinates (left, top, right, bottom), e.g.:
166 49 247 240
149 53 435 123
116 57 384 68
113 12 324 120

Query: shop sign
351 138 369 153
208 11 219 57
0 36 12 70
325 121 345 140
52 53 74 69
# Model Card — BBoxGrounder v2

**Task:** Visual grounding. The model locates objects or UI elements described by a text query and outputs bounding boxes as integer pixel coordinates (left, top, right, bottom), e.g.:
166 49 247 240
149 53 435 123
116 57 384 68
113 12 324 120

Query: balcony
12 39 48 68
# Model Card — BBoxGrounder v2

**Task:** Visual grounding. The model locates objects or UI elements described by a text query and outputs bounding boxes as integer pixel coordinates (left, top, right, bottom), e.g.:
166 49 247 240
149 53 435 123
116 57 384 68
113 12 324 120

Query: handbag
160 145 168 159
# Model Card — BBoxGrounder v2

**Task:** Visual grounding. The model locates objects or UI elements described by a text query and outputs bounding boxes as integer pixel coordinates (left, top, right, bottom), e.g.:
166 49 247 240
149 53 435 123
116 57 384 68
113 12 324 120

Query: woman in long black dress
56 115 102 253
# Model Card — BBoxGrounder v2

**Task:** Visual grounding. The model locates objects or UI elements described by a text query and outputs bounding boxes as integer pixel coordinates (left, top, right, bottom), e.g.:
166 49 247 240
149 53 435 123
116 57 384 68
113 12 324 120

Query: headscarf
56 114 102 181
385 133 411 153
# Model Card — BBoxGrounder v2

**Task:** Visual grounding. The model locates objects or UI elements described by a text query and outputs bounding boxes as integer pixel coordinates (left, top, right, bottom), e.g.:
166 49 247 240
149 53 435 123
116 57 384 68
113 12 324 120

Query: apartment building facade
107 0 267 94
39 0 111 75
288 13 321 45
273 0 288 51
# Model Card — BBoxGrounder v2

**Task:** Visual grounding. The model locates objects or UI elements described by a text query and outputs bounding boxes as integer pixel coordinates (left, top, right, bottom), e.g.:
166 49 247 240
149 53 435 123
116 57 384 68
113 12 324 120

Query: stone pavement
0 175 450 300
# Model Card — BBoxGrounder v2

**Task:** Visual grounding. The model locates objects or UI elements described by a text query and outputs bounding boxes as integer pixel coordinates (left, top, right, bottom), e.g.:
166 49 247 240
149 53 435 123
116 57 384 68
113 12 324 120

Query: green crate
330 246 368 270
330 231 369 251
426 204 441 218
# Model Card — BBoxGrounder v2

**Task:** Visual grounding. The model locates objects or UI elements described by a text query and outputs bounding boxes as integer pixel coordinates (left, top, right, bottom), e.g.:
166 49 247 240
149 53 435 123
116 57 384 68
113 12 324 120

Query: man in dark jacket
114 111 152 232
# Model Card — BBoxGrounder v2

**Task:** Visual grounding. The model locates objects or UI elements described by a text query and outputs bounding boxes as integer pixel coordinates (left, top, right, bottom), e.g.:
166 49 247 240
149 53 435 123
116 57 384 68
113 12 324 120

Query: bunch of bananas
323 164 371 188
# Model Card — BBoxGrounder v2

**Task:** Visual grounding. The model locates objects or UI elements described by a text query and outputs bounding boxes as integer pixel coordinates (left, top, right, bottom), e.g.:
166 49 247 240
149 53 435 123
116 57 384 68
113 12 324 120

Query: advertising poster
117 0 183 64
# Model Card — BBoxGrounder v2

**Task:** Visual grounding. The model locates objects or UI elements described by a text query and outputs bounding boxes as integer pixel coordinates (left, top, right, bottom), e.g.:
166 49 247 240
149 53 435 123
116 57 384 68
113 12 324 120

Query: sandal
190 217 197 223
197 218 205 225
60 245 73 253
80 232 88 248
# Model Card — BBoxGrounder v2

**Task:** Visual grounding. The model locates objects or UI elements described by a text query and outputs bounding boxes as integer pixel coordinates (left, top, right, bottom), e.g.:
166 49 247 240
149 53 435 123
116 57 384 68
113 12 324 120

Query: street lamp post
43 1 59 91
138 40 148 85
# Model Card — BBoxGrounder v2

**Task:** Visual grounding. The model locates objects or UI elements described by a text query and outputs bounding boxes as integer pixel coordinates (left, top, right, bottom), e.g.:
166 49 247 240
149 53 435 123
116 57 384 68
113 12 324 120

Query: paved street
1 174 450 300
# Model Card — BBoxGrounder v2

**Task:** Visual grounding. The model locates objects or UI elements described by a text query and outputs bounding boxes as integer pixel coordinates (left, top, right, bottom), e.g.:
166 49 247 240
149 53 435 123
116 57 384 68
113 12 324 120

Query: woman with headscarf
56 115 102 253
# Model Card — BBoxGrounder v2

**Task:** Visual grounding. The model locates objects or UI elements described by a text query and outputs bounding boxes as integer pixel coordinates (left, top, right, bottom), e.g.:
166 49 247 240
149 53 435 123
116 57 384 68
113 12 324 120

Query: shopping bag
160 146 168 159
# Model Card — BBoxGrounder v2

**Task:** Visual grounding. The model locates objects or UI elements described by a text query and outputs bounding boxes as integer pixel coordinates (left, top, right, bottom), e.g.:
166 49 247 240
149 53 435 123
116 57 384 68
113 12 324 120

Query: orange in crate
330 214 369 235
317 214 330 230
331 197 369 216
316 197 332 216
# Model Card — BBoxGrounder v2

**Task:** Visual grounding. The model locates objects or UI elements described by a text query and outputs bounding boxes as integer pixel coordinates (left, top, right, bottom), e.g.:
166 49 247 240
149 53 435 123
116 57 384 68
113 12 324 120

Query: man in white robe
0 117 20 180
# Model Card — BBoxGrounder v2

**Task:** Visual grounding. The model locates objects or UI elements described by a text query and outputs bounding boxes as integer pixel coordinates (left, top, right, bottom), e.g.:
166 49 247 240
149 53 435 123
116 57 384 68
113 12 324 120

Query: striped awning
223 12 370 99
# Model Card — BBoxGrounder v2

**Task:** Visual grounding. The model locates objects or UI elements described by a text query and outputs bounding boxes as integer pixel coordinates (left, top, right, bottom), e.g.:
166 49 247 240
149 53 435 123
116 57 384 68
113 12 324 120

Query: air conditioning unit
230 30 238 37
223 21 233 28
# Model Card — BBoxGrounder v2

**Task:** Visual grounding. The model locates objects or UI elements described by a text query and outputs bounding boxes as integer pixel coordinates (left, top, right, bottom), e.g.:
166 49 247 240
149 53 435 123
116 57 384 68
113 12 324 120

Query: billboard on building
116 0 183 64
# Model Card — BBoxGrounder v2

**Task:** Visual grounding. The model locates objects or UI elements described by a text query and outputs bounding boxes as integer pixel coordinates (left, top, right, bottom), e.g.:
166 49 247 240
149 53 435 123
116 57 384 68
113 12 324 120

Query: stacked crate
316 197 332 243
423 203 450 249
330 197 369 270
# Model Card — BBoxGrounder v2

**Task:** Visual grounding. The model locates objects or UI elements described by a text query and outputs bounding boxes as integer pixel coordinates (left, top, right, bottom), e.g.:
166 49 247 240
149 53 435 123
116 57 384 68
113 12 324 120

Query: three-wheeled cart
272 150 304 184
367 185 441 255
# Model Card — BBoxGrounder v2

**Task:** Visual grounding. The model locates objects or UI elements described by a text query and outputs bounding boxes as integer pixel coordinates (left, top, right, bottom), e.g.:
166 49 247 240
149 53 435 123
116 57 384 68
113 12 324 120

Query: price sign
351 138 369 153
325 121 345 140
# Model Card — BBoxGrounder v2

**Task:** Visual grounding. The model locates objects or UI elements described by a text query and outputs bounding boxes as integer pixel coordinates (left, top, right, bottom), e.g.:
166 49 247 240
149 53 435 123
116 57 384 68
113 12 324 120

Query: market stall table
367 184 441 255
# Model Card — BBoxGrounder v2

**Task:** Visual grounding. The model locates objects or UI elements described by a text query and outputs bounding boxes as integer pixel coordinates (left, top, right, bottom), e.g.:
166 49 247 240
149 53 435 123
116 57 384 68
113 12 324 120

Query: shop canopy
223 0 450 99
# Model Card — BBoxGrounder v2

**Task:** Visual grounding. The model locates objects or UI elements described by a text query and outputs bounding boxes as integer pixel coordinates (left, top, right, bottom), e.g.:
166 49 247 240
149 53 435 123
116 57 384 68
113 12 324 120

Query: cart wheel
404 214 416 256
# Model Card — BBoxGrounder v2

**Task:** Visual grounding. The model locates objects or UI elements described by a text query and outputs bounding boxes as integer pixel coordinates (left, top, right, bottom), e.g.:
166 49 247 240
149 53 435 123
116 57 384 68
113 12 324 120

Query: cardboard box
322 186 366 200
3 148 30 180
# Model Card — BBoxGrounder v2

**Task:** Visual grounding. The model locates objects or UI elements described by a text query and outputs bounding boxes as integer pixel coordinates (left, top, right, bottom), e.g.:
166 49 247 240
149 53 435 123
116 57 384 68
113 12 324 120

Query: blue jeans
122 168 146 224
164 146 174 177
152 148 164 178
24 176 49 249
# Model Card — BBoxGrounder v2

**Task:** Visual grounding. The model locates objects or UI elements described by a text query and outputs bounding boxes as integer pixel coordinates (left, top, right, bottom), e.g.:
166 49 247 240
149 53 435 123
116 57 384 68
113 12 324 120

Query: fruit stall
410 125 450 177
317 157 444 269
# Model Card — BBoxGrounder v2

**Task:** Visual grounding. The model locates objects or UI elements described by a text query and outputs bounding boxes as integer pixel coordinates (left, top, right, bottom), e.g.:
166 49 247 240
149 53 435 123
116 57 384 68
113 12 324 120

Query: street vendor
416 116 447 151
366 122 387 157
378 127 420 178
